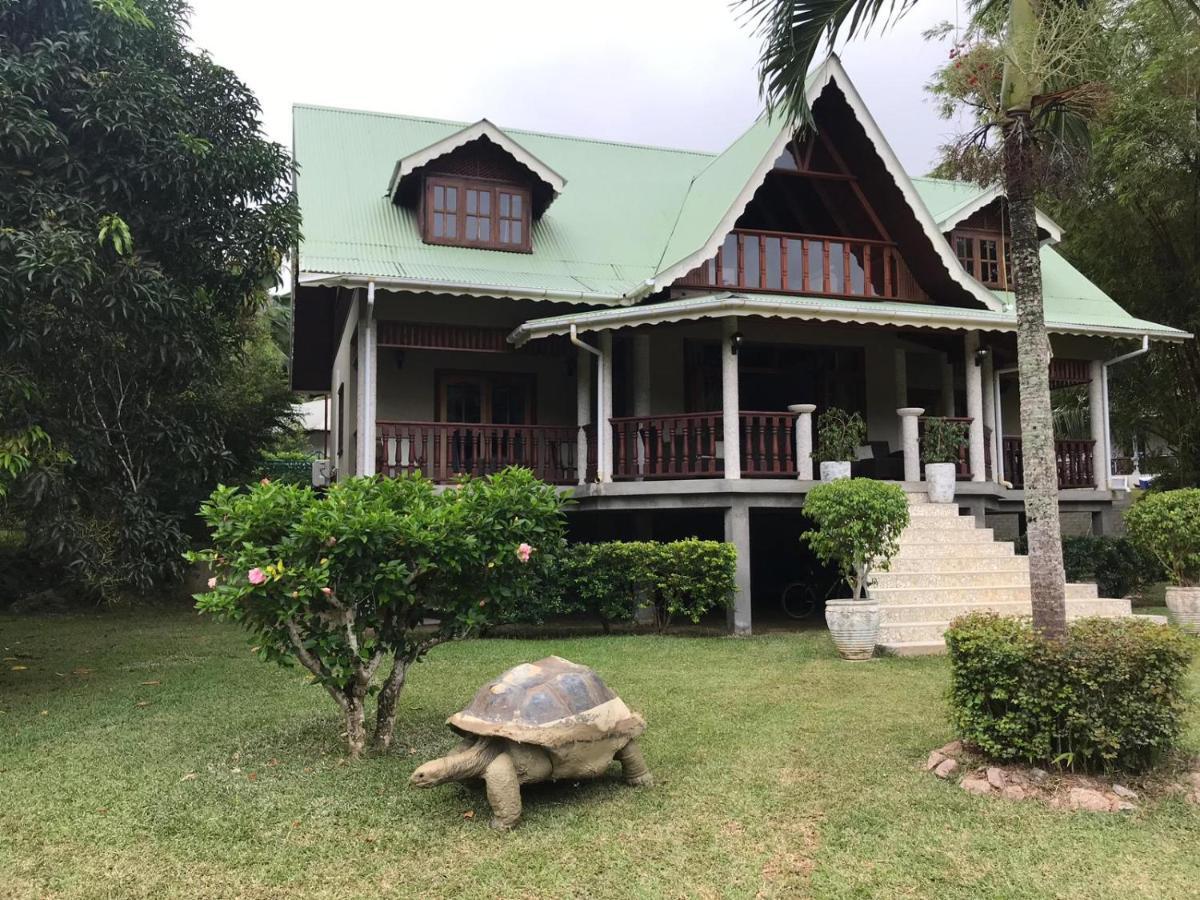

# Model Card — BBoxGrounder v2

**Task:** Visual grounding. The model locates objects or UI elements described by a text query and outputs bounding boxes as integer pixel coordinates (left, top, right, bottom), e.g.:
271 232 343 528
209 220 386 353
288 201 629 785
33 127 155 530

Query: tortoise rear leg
483 752 522 830
617 739 653 787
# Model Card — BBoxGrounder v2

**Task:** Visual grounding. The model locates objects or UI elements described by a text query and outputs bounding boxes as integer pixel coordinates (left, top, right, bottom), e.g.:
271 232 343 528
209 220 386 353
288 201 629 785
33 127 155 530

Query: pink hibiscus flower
248 567 266 585
516 543 534 563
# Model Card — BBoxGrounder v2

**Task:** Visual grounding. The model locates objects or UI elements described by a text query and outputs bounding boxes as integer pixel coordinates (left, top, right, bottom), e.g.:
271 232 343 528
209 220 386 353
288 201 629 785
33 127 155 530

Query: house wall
330 292 360 480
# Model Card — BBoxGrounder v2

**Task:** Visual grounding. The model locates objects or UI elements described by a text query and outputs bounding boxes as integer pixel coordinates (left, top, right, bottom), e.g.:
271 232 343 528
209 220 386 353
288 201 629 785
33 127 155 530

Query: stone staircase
873 494 1131 656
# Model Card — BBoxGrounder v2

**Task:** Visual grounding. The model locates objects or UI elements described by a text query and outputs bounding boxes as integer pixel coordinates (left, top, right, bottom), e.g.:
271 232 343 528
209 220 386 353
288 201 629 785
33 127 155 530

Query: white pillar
599 331 613 483
724 502 752 635
941 354 956 417
355 283 377 477
898 407 925 483
1089 359 1107 489
789 403 817 480
964 331 986 482
633 333 651 477
894 349 908 408
576 347 592 485
981 350 996 481
721 318 741 480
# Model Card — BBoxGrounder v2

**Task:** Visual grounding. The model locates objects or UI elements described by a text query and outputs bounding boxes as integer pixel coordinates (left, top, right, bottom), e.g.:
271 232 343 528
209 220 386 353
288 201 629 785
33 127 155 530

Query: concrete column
1089 359 1107 489
898 407 925 482
576 346 592 486
724 502 752 635
721 318 741 480
941 354 956 417
964 331 986 483
355 285 377 477
633 332 651 477
598 331 614 483
981 350 996 481
894 349 908 408
789 403 817 480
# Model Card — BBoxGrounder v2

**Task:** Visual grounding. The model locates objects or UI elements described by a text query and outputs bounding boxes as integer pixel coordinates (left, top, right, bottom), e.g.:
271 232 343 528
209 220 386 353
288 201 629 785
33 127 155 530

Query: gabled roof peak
386 118 567 207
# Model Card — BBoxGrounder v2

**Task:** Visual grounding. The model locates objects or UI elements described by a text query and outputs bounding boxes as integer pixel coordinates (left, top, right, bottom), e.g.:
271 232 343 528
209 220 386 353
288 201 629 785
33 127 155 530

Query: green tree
737 0 1195 637
0 0 300 598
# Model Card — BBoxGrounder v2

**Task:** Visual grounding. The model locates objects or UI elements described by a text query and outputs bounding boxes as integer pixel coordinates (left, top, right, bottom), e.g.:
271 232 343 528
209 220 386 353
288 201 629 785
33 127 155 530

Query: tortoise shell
447 656 645 747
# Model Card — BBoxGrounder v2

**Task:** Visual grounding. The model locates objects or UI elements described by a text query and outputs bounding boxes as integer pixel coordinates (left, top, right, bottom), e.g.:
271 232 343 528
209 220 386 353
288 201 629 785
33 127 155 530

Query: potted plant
802 478 910 659
815 408 866 481
1125 488 1200 633
921 418 968 503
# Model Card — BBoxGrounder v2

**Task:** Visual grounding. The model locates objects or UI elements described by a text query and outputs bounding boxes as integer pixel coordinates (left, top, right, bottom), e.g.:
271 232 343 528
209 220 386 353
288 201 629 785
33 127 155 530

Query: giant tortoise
409 656 652 829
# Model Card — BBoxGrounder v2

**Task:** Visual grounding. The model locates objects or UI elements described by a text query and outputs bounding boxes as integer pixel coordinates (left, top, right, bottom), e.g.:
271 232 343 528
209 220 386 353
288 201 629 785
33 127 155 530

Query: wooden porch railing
675 228 928 302
1001 437 1096 489
610 411 799 479
740 411 798 477
376 421 579 485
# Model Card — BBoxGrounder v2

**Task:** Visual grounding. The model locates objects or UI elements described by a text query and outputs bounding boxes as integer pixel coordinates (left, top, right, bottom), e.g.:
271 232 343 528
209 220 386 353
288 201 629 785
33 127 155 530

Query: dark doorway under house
749 508 844 630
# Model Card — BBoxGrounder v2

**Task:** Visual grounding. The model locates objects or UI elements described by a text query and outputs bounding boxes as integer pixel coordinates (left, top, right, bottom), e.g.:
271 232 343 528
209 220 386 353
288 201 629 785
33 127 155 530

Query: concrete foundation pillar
789 403 817 480
1089 359 1107 489
981 350 996 481
721 318 741 480
576 346 592 485
898 407 925 482
964 331 986 483
355 285 377 477
724 503 752 635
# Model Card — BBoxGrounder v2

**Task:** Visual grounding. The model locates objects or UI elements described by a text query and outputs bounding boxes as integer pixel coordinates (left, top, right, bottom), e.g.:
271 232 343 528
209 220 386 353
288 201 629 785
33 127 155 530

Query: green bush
560 539 736 632
1059 535 1164 598
921 417 968 465
815 408 866 463
802 479 909 599
1124 488 1200 586
189 468 567 756
945 612 1193 772
255 452 318 486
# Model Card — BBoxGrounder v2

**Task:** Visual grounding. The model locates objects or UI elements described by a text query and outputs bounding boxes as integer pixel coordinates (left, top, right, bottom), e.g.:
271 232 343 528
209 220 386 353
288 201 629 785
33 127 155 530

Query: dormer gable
386 120 565 253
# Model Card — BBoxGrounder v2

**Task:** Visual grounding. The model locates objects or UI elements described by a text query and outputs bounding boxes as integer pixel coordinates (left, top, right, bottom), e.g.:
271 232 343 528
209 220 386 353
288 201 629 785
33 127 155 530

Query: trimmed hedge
946 612 1193 772
560 539 736 632
1061 536 1164 598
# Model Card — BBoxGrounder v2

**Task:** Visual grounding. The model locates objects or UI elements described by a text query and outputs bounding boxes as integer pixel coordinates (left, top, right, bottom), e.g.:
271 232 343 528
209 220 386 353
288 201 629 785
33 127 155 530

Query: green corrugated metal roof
294 95 1182 339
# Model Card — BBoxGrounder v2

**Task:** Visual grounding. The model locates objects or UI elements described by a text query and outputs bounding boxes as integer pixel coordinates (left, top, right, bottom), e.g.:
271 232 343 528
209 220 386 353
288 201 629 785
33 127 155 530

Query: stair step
893 542 1015 559
897 527 997 545
869 583 1100 603
906 503 972 518
873 570 1030 589
901 517 984 533
887 556 1028 574
877 641 946 657
905 493 929 504
876 599 1133 646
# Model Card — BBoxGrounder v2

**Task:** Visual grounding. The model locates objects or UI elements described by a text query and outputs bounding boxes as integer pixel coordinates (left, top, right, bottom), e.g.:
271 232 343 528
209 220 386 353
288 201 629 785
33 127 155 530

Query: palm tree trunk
1003 115 1068 638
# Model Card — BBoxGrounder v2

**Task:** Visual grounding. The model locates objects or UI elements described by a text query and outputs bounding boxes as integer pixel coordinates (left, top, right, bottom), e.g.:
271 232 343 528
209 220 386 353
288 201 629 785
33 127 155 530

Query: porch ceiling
508 291 1191 346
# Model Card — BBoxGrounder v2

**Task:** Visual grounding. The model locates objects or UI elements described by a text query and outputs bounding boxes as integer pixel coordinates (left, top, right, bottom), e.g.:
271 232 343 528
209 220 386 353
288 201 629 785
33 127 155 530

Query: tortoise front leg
484 751 522 830
617 739 653 787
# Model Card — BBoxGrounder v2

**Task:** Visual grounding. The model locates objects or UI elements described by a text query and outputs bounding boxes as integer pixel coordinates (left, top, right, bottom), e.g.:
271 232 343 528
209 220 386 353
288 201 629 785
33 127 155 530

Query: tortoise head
409 758 449 788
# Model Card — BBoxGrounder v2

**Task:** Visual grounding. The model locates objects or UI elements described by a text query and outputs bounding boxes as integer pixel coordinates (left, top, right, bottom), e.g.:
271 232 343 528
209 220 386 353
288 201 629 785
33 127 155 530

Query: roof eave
297 270 630 306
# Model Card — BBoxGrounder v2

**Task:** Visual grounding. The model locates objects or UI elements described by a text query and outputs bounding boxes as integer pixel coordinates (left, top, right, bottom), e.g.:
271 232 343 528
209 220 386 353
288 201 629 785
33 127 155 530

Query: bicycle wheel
780 581 817 620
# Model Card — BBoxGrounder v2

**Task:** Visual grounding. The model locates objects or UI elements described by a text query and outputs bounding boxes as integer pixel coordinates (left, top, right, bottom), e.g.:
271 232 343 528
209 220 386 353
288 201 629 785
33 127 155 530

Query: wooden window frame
952 228 1010 289
421 176 532 253
434 370 538 425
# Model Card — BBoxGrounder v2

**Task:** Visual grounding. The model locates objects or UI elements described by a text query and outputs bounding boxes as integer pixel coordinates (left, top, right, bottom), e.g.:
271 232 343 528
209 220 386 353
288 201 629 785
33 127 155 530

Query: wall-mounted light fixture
974 346 990 367
730 331 744 356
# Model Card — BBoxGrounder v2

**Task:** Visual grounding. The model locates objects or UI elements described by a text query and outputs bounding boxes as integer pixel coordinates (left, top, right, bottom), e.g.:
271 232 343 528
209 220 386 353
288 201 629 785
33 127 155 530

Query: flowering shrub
560 540 736 632
946 613 1193 771
189 468 567 756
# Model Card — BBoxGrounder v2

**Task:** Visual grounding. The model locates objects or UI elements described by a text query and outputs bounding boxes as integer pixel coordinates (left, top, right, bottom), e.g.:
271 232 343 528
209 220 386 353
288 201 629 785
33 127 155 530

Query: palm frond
736 0 920 126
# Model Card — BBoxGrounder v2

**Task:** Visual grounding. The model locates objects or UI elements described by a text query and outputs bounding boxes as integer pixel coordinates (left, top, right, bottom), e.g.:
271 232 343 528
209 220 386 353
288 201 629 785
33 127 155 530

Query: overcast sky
187 0 968 175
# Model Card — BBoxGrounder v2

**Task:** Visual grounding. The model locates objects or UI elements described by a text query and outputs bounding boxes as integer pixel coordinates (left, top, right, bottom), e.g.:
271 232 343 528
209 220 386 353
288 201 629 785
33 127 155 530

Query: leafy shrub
561 539 736 632
1060 535 1164 598
1124 488 1200 586
945 612 1193 772
815 408 867 463
189 468 567 756
802 479 909 599
921 417 968 465
254 452 318 486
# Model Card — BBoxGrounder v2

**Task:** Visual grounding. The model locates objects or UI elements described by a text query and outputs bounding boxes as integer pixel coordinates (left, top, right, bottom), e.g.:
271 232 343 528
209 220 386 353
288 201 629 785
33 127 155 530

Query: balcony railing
376 421 579 485
675 229 928 302
609 411 798 480
1002 437 1096 489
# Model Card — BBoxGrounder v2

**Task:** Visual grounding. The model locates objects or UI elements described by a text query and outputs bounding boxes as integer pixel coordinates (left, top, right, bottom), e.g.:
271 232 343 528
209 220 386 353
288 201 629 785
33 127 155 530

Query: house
288 56 1188 642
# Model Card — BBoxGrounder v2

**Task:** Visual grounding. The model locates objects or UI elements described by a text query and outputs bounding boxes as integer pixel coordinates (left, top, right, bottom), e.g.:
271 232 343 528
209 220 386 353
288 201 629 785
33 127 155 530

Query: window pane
445 188 457 211
764 237 781 290
980 239 999 284
479 218 491 241
466 190 477 214
511 221 521 244
434 185 444 208
500 220 510 244
445 214 456 237
807 240 824 291
480 191 490 215
720 234 738 286
786 240 804 291
742 236 760 289
499 193 510 217
955 235 975 276
433 212 444 237
828 242 844 293
511 194 522 217
850 246 865 294
466 218 478 240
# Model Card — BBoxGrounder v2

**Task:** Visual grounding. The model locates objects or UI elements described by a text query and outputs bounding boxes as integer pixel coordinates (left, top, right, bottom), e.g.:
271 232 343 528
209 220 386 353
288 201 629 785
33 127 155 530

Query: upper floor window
422 176 531 251
952 229 1009 289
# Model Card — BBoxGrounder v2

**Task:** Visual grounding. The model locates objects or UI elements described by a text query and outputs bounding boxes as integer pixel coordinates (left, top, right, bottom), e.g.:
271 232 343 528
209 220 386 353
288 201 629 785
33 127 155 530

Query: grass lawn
3 610 1200 899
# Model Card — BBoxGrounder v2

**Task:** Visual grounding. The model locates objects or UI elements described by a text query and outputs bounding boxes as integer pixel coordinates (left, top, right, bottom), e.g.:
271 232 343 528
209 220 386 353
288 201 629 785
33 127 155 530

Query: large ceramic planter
925 462 957 504
1165 586 1200 634
820 460 852 482
825 598 880 660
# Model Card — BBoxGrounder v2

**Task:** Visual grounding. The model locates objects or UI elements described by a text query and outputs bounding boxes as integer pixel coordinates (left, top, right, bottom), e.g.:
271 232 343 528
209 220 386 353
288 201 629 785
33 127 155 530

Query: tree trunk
1003 116 1068 638
371 655 409 751
345 692 367 759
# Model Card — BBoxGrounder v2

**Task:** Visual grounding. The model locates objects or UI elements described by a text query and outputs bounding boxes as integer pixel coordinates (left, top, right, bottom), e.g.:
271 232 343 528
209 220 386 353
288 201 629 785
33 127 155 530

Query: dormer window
952 228 1009 289
422 176 531 252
